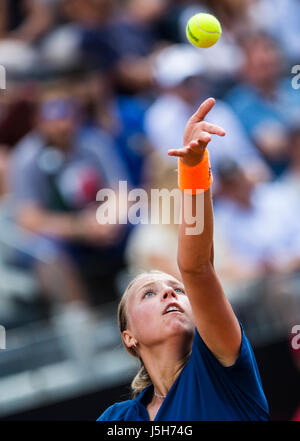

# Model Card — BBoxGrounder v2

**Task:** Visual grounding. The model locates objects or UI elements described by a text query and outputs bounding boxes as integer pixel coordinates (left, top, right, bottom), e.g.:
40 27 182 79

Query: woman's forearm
177 189 214 274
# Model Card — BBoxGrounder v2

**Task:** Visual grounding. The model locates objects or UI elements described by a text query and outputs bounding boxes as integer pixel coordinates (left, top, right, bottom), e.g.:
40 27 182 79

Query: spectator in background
48 0 167 92
7 83 131 312
213 160 300 283
0 81 36 149
225 32 300 177
41 0 117 72
69 69 151 188
145 44 268 185
110 0 169 92
0 78 37 196
0 0 54 43
248 0 300 63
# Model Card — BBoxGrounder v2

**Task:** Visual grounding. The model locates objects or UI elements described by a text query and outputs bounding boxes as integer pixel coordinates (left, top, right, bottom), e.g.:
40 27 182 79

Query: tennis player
97 98 269 421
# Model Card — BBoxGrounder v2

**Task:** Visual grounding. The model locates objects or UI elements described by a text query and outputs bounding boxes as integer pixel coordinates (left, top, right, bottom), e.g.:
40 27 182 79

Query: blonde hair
118 270 191 399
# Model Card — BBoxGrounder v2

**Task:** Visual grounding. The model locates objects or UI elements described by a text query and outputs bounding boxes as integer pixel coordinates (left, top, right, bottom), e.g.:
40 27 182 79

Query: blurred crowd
0 0 299 331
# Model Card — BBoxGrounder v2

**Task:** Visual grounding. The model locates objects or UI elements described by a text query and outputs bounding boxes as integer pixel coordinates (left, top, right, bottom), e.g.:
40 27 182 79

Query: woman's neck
141 336 192 398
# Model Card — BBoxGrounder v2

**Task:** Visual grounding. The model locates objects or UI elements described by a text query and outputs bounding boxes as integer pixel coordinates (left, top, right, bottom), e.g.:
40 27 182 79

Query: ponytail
130 362 152 398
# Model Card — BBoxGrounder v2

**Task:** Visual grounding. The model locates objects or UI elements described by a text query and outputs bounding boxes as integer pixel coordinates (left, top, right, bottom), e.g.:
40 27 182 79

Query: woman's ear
122 330 137 349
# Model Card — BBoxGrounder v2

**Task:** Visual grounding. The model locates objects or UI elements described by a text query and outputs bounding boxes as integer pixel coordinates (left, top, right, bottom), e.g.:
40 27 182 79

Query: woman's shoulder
96 399 136 421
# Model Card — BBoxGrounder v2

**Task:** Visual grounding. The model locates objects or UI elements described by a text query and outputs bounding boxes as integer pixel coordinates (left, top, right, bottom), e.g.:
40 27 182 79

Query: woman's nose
162 289 177 300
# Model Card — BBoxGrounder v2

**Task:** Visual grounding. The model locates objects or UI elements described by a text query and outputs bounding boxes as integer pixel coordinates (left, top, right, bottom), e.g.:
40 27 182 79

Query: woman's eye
143 291 155 298
174 288 185 294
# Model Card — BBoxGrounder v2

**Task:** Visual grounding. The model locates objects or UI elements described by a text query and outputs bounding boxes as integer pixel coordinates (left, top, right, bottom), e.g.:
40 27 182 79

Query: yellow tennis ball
186 13 222 48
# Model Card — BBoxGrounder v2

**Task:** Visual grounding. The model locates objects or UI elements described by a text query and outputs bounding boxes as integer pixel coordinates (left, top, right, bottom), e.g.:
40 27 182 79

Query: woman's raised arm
168 98 241 367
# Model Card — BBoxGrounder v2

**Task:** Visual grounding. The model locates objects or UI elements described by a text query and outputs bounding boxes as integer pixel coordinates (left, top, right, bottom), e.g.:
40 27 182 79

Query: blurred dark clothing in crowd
66 70 151 187
0 98 35 148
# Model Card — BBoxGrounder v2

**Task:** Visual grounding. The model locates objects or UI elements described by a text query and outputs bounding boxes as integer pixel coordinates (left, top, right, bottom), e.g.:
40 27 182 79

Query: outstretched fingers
200 122 226 137
168 132 211 158
168 147 189 158
189 97 216 123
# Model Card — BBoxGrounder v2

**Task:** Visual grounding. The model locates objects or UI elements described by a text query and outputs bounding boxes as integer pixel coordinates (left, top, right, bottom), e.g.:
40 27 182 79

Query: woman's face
124 273 195 348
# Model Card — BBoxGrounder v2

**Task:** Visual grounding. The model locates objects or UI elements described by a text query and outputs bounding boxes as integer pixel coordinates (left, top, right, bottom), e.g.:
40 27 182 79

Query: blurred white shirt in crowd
214 182 300 270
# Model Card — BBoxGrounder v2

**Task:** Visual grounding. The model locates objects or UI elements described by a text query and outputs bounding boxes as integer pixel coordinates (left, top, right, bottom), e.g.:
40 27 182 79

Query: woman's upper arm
180 264 242 367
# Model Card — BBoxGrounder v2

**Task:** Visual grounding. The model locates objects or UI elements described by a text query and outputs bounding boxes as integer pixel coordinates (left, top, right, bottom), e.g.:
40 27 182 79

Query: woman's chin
166 315 194 334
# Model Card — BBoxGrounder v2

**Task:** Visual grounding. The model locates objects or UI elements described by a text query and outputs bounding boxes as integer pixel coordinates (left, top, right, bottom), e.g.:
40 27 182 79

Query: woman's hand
168 98 225 167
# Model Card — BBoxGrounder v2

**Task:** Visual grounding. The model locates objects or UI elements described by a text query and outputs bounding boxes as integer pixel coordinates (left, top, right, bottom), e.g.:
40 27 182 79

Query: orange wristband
178 149 213 194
